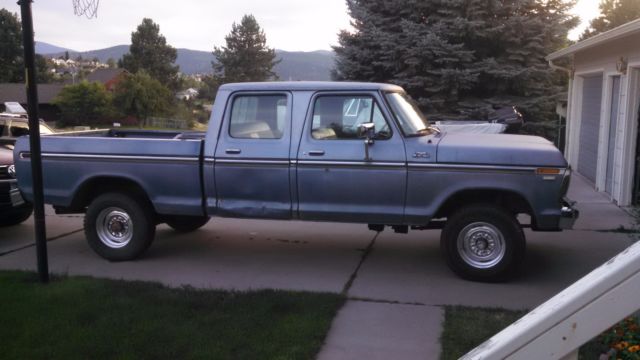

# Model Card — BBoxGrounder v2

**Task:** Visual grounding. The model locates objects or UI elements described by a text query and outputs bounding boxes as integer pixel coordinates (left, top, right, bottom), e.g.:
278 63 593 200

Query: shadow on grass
0 271 345 360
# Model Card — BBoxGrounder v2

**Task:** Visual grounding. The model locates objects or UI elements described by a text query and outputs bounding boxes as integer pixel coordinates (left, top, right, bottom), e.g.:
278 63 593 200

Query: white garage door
578 75 603 183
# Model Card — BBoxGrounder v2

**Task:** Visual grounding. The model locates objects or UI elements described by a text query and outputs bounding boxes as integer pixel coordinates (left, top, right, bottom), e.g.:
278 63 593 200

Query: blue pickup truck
14 82 577 282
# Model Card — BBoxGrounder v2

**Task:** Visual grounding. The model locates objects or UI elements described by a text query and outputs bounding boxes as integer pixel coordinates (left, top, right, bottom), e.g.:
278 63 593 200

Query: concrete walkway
0 173 636 359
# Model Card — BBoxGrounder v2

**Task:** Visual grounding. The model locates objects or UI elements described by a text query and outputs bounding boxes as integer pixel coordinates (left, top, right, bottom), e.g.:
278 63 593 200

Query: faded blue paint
14 81 574 231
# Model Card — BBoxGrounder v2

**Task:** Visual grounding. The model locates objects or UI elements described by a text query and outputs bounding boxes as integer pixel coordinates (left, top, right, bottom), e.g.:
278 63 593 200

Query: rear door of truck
213 91 293 218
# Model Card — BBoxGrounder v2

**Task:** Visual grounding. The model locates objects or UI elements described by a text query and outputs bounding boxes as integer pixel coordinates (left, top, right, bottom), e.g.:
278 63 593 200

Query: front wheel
0 204 33 227
440 204 525 282
84 192 155 261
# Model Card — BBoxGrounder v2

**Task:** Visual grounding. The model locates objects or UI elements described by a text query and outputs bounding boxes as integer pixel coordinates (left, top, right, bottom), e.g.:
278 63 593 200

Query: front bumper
559 197 579 230
0 179 26 209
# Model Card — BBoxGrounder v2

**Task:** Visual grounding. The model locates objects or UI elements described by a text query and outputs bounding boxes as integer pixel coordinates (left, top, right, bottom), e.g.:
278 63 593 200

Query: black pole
18 0 49 283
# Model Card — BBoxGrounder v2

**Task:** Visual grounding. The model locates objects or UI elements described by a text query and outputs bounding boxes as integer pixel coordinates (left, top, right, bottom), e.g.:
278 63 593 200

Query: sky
0 0 601 52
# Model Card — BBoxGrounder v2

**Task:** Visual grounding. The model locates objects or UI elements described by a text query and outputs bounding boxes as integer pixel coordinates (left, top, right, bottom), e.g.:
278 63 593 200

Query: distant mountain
43 44 335 81
35 41 75 55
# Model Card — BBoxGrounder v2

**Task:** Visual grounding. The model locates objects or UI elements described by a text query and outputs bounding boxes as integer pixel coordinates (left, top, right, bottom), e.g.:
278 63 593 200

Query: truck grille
0 165 8 180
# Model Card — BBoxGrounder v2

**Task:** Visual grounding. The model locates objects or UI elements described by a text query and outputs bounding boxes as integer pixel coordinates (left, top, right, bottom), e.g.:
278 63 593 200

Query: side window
229 95 287 139
10 122 30 137
311 95 391 140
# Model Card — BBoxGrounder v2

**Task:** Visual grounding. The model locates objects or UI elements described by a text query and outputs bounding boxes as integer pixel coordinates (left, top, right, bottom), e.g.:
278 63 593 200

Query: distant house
547 19 640 206
0 83 65 122
86 68 129 91
175 88 199 101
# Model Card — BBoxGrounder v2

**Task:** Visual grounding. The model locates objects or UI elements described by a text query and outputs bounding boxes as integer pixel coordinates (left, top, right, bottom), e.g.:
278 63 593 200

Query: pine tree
212 14 280 83
0 9 23 83
333 0 578 139
581 0 640 40
121 18 179 89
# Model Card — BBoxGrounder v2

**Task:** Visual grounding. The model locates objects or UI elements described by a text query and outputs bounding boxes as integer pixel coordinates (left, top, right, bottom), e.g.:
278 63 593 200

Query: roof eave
546 18 640 61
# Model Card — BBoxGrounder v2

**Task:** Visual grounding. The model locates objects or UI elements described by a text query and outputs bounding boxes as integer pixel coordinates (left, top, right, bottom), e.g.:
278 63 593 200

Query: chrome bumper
559 197 579 230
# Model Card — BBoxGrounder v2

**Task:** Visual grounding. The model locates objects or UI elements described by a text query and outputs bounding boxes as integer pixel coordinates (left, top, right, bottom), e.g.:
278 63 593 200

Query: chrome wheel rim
96 207 133 248
456 222 505 269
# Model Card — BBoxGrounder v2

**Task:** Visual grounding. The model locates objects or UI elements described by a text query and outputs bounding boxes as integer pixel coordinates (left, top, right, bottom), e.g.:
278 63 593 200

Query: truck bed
14 130 207 217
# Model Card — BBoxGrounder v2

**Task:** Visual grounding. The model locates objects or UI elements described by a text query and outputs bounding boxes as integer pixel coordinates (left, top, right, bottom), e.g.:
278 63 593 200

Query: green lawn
0 271 345 360
440 306 527 360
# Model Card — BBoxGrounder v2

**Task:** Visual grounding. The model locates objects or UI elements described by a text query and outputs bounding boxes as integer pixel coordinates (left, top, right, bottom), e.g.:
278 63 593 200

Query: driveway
0 174 636 359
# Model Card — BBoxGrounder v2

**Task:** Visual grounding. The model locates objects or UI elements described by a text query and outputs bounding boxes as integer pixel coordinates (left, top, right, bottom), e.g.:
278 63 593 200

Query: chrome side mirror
357 122 375 161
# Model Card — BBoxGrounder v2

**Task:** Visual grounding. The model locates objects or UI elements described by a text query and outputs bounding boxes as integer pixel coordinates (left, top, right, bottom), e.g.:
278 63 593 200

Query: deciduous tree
113 71 173 128
581 0 640 40
53 81 114 127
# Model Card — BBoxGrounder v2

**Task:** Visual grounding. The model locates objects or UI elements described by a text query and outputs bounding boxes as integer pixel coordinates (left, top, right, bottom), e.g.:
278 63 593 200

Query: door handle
308 150 325 156
225 148 241 154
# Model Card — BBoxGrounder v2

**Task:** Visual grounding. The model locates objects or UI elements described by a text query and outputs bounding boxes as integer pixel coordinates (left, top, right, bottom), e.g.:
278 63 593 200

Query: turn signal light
536 168 561 175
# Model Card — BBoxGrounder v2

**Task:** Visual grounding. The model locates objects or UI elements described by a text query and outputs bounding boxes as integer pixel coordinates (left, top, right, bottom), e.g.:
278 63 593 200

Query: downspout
548 57 575 159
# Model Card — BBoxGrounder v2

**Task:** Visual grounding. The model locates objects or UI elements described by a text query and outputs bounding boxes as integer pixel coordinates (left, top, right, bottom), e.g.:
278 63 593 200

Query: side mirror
357 122 375 161
357 122 376 144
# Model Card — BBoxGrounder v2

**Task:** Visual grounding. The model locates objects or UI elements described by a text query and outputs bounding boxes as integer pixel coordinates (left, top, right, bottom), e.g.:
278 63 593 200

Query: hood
436 133 567 167
0 145 13 165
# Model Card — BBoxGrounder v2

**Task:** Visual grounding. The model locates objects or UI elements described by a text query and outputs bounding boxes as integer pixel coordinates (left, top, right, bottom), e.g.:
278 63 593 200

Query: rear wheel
84 192 155 261
441 204 525 282
165 215 209 233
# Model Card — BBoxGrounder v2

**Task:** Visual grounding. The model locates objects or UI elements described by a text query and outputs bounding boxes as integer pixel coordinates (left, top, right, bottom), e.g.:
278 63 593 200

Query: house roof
0 83 65 104
86 68 128 84
547 18 640 61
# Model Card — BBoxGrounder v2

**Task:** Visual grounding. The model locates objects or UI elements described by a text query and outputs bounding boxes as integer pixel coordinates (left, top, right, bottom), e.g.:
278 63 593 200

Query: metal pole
18 0 49 283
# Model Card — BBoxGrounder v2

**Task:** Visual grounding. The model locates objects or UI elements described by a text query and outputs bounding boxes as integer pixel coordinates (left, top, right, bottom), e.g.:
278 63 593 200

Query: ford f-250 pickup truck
13 82 578 282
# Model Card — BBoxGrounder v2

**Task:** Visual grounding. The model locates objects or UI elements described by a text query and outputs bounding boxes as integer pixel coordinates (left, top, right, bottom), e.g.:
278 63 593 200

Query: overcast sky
0 0 600 52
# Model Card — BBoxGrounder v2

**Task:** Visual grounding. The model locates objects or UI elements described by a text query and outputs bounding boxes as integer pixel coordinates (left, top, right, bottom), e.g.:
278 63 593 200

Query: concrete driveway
0 174 636 359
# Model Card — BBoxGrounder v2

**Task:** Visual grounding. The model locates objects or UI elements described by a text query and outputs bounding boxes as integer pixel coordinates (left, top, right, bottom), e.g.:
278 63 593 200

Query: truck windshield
385 92 431 136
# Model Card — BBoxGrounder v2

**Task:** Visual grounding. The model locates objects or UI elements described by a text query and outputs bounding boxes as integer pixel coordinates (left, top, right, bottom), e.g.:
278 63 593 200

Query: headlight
8 165 16 178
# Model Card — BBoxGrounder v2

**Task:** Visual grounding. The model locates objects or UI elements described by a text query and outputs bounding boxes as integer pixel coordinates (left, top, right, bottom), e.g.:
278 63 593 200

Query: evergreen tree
334 0 578 139
121 18 179 89
212 14 280 83
0 9 53 83
0 9 23 83
581 0 640 40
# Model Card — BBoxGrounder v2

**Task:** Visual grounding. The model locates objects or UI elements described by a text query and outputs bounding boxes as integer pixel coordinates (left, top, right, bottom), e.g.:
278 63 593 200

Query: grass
0 271 345 360
439 306 527 360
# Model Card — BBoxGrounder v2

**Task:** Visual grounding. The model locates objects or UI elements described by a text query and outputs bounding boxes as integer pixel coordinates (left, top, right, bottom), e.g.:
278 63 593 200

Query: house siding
565 31 640 206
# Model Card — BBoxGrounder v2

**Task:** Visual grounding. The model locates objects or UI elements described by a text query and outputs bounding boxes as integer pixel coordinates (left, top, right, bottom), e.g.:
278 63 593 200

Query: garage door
578 75 603 183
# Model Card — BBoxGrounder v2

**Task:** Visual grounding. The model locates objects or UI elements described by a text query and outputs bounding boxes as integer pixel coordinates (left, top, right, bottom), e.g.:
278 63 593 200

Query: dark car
0 115 53 227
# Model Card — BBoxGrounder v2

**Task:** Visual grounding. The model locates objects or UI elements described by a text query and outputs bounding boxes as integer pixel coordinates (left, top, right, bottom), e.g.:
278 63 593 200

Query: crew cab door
214 92 292 218
296 92 407 223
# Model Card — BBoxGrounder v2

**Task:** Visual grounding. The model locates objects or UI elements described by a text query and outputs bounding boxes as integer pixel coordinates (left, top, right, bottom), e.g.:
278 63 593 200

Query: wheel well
435 189 533 220
68 177 154 213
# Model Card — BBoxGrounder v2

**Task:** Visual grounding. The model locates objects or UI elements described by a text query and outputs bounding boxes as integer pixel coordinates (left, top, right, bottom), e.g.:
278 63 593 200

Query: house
0 83 65 123
547 19 640 206
85 68 128 91
175 88 199 101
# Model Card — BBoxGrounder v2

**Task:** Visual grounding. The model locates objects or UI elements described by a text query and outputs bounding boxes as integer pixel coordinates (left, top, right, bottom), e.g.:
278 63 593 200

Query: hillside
42 44 335 81
35 41 75 54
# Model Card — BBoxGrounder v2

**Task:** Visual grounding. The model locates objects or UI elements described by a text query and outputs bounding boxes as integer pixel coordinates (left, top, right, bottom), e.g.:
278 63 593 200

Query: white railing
463 239 640 360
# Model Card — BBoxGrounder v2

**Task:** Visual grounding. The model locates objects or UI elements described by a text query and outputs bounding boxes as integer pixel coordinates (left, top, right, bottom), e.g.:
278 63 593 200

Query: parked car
13 82 578 282
1 115 53 227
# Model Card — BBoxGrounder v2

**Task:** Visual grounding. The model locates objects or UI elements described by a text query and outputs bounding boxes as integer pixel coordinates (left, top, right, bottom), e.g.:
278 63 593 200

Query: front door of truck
296 92 407 223
214 92 292 218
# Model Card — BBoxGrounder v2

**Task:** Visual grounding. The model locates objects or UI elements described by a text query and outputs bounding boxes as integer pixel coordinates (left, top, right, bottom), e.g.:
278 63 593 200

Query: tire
0 204 33 227
165 215 209 233
84 192 155 261
440 204 525 282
